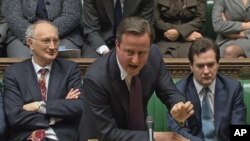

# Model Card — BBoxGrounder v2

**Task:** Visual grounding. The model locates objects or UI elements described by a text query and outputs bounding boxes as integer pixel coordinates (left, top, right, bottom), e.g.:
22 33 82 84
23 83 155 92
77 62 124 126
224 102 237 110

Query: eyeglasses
30 37 60 45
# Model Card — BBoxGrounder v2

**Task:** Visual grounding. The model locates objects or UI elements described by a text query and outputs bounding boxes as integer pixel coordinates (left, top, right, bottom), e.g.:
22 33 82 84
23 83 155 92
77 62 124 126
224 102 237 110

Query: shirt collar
32 57 52 74
116 55 129 80
193 77 216 95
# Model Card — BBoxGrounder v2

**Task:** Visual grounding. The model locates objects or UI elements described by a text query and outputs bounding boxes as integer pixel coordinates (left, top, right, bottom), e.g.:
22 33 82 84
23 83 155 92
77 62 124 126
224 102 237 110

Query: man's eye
197 65 204 68
126 50 133 55
42 39 51 44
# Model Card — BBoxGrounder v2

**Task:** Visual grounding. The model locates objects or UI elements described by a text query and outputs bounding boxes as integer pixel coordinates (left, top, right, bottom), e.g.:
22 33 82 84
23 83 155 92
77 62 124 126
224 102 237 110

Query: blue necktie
36 0 48 19
128 76 145 130
114 0 122 35
201 87 216 141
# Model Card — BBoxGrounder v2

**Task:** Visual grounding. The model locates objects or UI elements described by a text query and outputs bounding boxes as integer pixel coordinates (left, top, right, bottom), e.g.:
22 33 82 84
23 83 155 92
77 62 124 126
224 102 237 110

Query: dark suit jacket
83 0 153 50
77 44 185 141
168 73 246 141
3 58 83 141
0 91 5 137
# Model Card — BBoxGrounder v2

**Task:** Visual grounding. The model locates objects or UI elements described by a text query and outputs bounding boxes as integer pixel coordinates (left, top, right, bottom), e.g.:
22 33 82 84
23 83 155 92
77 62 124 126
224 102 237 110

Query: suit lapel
103 0 115 24
233 0 246 10
112 78 129 114
214 77 227 135
186 80 203 128
109 51 129 114
25 60 41 100
47 60 63 100
139 65 153 111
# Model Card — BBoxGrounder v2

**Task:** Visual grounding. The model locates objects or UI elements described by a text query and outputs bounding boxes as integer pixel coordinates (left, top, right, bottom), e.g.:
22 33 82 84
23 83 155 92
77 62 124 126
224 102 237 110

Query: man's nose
203 65 209 73
48 41 58 49
131 54 139 64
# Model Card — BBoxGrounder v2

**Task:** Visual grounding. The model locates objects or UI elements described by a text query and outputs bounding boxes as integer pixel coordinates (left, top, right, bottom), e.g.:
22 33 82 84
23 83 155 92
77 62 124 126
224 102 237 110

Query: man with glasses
3 20 83 141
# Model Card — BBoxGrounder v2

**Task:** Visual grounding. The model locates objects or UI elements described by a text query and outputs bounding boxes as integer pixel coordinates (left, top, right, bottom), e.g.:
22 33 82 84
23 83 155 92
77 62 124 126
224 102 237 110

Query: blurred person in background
81 0 154 57
154 0 205 58
212 0 250 58
3 0 83 57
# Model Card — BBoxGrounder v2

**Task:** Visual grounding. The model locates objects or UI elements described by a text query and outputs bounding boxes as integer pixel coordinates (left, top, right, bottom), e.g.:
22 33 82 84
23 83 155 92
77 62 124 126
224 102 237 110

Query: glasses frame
30 37 60 46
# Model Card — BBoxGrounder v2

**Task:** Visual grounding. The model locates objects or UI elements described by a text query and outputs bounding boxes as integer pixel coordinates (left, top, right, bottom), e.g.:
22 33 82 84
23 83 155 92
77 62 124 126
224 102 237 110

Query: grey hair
25 20 58 38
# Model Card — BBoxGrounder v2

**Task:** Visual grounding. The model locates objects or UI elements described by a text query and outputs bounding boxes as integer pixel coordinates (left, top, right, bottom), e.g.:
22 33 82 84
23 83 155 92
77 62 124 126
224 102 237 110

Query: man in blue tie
168 37 247 141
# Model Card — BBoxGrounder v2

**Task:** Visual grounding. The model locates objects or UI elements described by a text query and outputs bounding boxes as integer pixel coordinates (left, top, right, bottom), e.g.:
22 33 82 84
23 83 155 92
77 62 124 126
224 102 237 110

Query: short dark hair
188 37 220 65
116 16 154 43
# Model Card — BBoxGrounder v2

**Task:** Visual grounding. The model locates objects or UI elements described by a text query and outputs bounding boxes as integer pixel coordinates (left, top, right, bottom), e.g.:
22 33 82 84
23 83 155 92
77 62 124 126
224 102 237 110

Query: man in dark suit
3 20 83 141
168 38 247 141
0 90 5 138
77 16 193 141
82 0 154 57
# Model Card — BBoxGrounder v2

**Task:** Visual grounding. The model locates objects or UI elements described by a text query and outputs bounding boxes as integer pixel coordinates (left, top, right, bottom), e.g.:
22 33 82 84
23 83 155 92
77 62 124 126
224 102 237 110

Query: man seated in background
168 37 246 141
81 0 154 57
3 20 83 141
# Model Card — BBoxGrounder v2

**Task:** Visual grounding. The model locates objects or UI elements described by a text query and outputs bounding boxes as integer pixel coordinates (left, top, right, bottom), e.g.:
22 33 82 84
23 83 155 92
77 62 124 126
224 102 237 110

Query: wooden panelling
0 58 250 79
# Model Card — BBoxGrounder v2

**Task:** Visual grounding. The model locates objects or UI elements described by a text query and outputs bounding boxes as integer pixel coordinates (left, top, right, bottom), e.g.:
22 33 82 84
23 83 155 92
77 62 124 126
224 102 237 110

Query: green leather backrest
147 94 169 131
147 80 250 131
241 80 250 124
203 0 217 40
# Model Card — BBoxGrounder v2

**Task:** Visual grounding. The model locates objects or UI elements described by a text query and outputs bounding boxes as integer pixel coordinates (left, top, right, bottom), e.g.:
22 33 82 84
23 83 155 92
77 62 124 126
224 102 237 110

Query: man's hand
170 101 194 123
23 101 40 112
66 88 81 99
185 31 203 41
164 29 180 41
154 132 190 141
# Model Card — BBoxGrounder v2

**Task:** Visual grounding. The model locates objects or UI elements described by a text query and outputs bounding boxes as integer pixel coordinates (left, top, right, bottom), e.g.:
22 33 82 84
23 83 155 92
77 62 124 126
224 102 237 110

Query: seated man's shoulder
217 73 242 87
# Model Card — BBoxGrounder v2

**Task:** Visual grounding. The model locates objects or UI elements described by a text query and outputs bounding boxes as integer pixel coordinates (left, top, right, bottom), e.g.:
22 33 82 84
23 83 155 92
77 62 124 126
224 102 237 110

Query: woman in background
3 0 83 57
154 0 205 58
212 0 250 58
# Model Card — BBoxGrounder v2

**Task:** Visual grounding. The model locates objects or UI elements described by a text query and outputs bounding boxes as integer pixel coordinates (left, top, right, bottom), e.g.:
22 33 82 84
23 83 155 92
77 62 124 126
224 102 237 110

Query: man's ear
26 38 33 49
190 64 193 72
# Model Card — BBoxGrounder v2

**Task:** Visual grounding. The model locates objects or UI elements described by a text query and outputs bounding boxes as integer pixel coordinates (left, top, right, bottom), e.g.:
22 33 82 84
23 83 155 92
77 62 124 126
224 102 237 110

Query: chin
45 54 57 60
202 81 212 86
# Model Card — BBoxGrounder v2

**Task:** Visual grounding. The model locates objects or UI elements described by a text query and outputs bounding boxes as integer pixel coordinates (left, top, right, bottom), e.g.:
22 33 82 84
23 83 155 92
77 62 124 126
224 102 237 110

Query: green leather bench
203 0 217 40
147 80 250 131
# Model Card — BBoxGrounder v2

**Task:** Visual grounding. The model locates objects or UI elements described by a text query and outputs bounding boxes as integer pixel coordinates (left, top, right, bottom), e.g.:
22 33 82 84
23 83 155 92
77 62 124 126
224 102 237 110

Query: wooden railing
0 58 250 79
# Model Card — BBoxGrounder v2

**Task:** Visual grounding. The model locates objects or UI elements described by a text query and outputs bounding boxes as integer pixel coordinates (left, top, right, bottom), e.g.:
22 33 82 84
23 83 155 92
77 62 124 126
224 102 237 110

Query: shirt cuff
49 117 56 125
38 101 46 114
96 45 110 55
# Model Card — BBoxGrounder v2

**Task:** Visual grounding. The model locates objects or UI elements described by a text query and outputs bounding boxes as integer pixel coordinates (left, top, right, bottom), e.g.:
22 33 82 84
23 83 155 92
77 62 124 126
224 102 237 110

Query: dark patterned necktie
201 87 216 141
114 0 122 35
38 68 48 101
36 0 48 19
128 76 145 130
27 68 48 141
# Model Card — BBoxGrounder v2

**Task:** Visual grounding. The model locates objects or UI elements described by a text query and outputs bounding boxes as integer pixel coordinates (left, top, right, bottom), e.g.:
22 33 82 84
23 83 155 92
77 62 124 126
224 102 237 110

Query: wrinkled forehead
34 23 58 37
